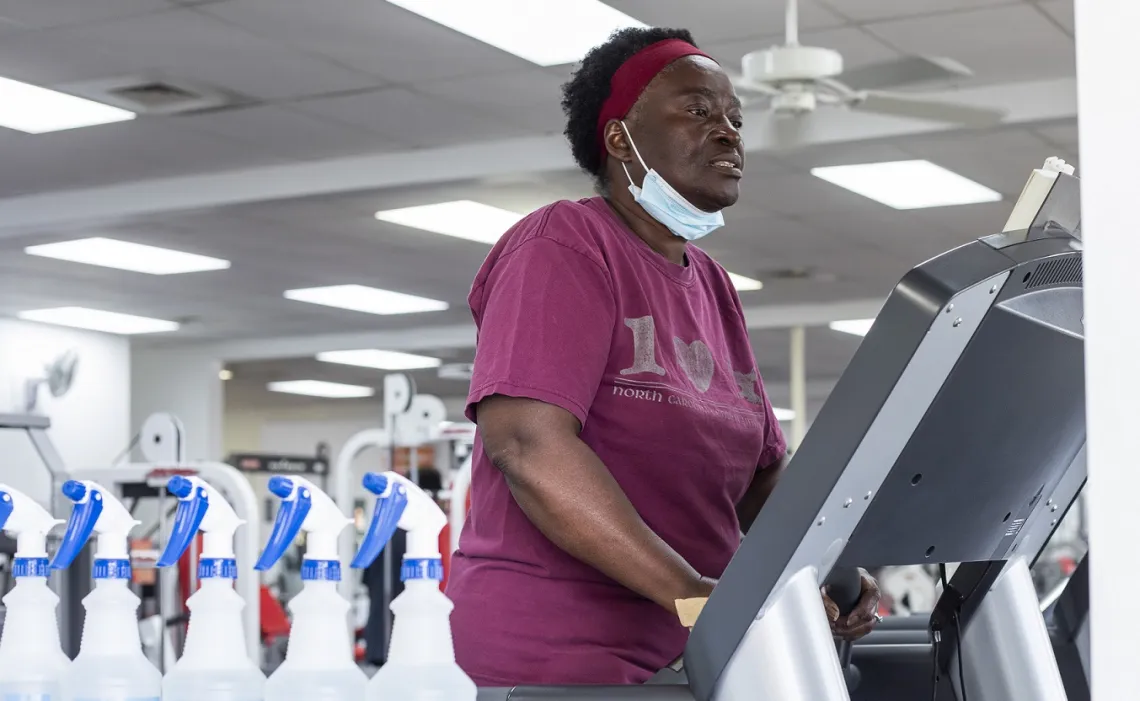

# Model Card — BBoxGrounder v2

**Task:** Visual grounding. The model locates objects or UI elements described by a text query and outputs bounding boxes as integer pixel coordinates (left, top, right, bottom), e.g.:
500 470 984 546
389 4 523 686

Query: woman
445 26 881 686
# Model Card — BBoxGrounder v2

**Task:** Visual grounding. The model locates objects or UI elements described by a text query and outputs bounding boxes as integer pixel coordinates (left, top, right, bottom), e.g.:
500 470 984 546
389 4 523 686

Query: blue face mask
620 121 724 242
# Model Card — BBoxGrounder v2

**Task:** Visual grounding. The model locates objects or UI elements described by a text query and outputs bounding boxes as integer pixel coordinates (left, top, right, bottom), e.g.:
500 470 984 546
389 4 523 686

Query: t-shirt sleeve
466 234 616 428
757 384 788 468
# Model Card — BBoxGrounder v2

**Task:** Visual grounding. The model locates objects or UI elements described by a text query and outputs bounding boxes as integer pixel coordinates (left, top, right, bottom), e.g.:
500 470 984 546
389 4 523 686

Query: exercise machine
476 157 1085 701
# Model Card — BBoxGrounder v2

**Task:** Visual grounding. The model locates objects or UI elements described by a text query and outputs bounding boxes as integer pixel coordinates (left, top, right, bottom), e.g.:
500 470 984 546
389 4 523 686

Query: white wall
132 347 223 461
0 319 131 506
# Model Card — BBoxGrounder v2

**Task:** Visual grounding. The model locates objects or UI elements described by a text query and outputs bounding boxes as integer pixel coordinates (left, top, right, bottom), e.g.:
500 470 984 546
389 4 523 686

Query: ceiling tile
708 27 901 74
291 87 525 148
0 31 135 85
606 0 847 44
0 0 166 30
1034 122 1079 153
0 117 295 197
417 68 568 136
46 7 381 101
818 0 1014 23
203 0 528 82
896 128 1065 196
177 105 400 161
1035 0 1074 36
901 200 1014 239
864 5 1075 84
741 172 891 218
770 141 916 173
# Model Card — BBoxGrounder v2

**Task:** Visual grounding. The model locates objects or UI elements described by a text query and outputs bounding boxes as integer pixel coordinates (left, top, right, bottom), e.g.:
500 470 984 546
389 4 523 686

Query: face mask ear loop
619 121 651 175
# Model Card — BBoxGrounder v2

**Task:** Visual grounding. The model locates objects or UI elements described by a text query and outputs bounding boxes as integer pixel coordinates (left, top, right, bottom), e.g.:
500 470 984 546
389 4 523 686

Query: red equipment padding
260 586 291 641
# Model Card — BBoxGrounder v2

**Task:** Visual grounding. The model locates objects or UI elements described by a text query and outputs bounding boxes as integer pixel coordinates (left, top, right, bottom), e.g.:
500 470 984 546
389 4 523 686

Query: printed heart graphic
673 337 714 393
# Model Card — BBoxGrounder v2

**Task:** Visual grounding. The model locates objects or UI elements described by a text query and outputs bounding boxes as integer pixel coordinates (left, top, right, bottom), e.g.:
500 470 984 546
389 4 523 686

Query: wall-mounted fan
728 0 1007 129
24 348 79 413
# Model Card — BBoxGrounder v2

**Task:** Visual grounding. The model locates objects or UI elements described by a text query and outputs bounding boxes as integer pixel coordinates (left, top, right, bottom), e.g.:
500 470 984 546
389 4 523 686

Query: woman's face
624 56 745 212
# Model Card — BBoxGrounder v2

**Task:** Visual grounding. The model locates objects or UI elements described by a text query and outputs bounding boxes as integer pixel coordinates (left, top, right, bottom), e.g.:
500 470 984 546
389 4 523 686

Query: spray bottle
0 484 68 701
50 480 161 701
156 475 265 701
352 471 475 701
256 475 367 701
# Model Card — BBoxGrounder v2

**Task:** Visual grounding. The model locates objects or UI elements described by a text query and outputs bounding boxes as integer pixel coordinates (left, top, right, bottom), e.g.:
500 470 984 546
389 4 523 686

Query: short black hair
561 27 698 190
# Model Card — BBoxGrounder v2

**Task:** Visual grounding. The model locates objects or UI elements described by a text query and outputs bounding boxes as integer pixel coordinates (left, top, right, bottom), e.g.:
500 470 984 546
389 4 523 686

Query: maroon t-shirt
446 197 786 686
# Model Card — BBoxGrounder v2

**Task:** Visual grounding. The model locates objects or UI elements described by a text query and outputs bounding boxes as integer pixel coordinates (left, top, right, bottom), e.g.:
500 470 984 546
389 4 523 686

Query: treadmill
478 158 1085 701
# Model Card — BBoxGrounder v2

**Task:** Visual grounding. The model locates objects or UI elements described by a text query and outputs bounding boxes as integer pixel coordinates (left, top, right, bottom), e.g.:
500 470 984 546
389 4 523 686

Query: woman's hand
822 568 882 641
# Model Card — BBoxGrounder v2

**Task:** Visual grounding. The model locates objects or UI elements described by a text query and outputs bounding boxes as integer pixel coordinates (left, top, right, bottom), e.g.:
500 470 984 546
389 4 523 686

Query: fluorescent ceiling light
317 349 442 371
727 272 763 292
25 237 230 275
268 380 375 399
375 200 524 245
0 76 136 134
773 407 796 422
810 160 1002 210
17 307 179 335
385 0 646 66
829 318 875 337
284 285 448 315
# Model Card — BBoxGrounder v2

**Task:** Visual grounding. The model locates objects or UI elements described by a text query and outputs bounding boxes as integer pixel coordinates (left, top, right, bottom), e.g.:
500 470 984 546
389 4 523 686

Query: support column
1074 1 1140 697
789 325 807 450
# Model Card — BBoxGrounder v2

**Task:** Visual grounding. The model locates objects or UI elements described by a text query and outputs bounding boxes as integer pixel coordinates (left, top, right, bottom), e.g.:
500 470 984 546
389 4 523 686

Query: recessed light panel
316 349 442 371
811 160 1002 210
0 76 136 134
384 0 646 66
17 307 179 335
829 318 875 337
284 285 448 315
727 272 764 291
375 200 524 245
267 380 376 399
25 237 230 275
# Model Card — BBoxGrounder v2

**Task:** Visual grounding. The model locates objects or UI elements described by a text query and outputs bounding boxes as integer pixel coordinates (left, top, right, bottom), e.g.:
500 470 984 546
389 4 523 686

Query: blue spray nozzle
157 478 209 567
0 490 15 532
51 480 104 570
167 475 195 499
255 477 312 571
362 472 390 496
61 480 86 502
268 476 294 499
351 474 409 569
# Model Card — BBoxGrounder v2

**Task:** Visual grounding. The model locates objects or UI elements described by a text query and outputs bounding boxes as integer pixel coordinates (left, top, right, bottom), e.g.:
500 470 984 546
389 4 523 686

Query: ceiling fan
728 0 1007 129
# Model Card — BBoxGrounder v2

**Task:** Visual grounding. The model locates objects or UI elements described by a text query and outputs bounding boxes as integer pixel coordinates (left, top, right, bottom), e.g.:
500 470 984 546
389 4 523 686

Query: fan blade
856 92 1006 128
727 70 781 97
840 56 973 92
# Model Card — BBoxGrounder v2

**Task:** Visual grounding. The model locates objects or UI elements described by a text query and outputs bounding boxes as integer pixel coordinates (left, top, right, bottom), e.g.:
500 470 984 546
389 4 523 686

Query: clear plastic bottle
257 476 367 701
351 472 476 701
61 578 162 701
0 484 69 701
156 476 265 701
51 480 161 701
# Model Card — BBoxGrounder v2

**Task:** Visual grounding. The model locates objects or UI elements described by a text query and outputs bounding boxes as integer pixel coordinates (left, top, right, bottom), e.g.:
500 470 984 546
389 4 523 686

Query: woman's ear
602 120 633 163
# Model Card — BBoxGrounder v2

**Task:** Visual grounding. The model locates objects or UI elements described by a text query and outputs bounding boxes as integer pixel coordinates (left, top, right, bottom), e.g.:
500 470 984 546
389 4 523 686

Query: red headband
595 38 715 162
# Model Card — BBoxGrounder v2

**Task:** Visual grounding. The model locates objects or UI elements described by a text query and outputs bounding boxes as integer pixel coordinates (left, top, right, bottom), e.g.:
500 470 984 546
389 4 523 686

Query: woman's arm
478 394 717 612
735 452 789 534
